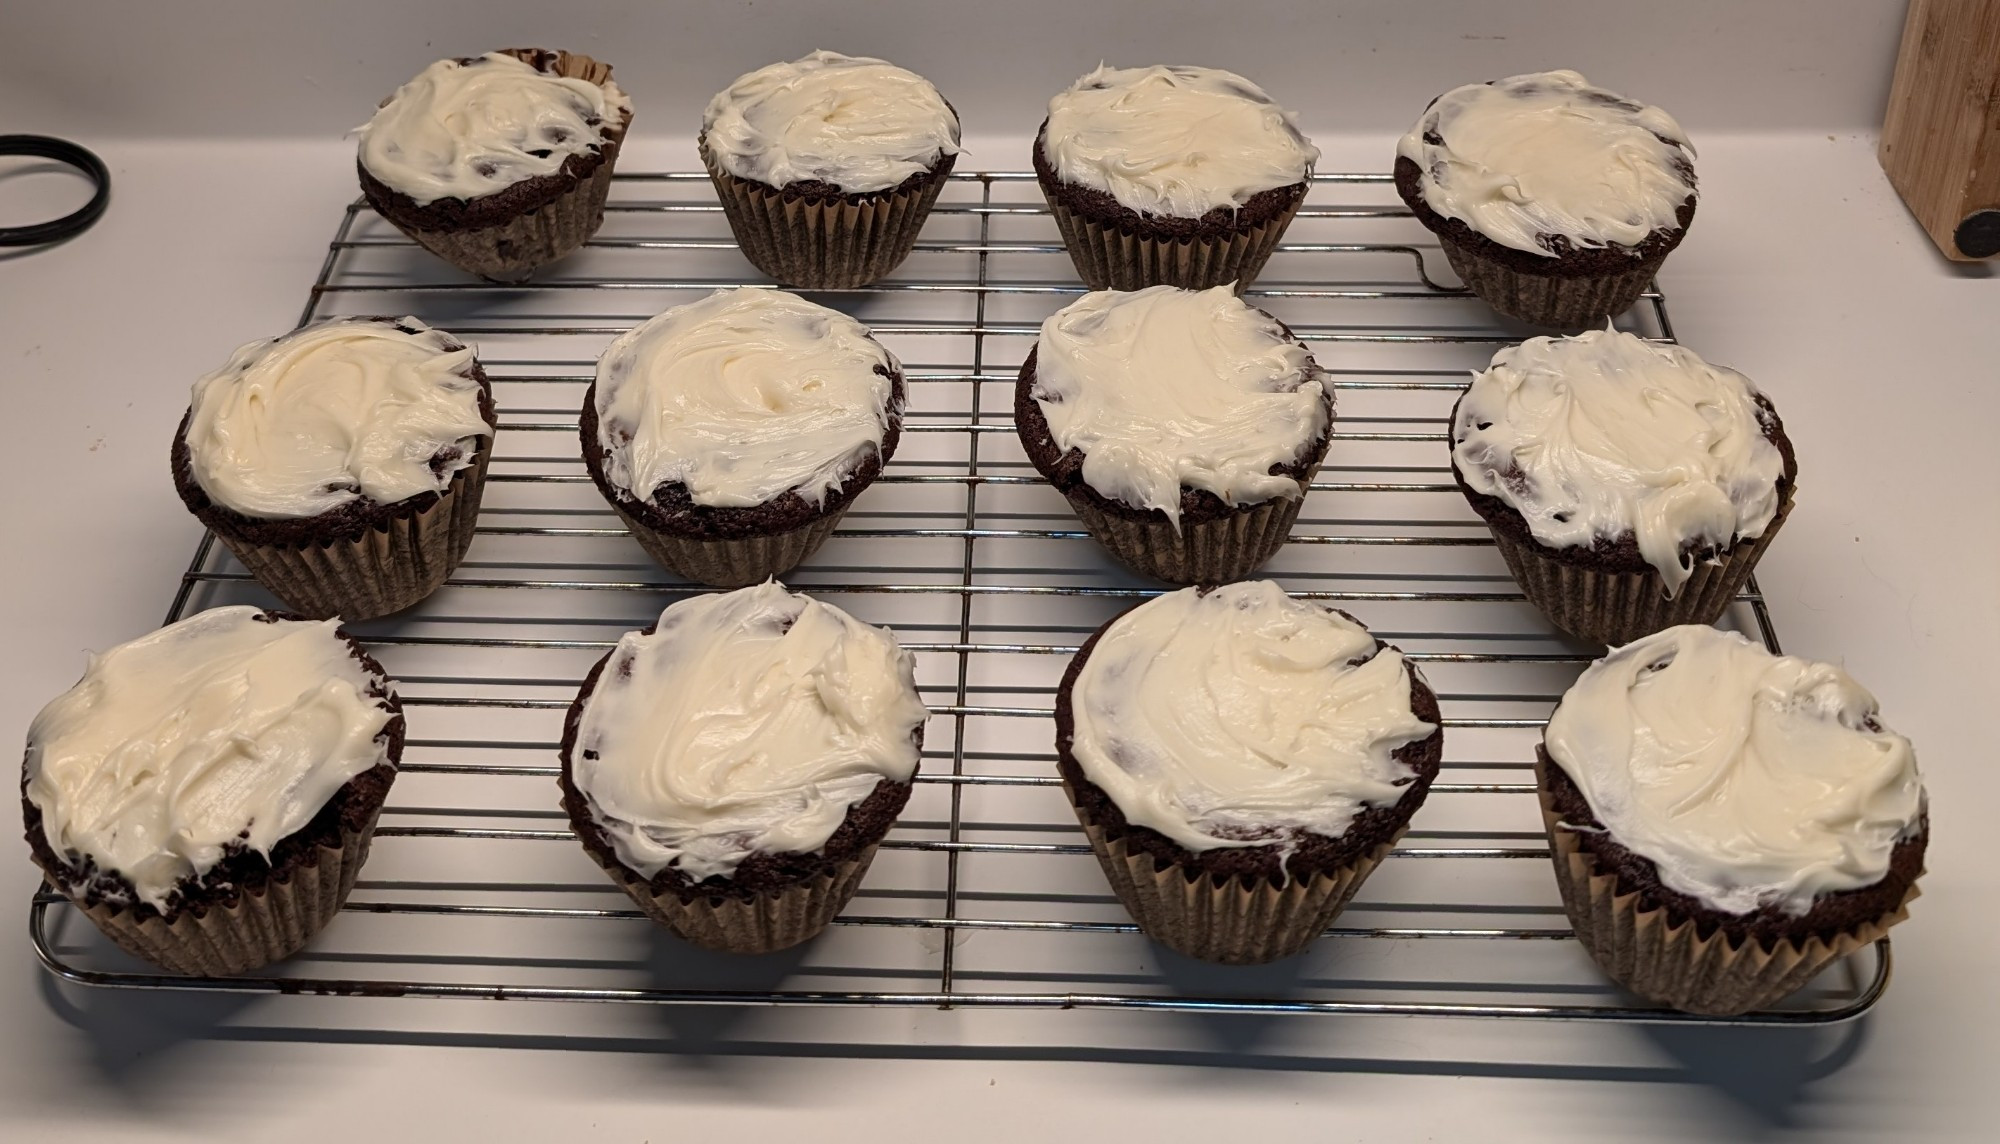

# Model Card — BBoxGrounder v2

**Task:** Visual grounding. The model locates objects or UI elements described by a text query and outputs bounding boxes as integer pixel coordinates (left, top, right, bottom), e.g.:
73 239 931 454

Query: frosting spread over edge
702 49 961 193
571 582 928 881
1544 625 1924 916
1068 582 1437 856
1032 285 1326 530
1043 64 1319 217
24 606 395 911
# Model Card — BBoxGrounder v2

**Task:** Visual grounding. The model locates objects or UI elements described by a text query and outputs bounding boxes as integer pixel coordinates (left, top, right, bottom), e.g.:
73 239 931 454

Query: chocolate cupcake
558 583 928 953
1035 64 1318 291
172 316 497 621
1449 328 1794 646
1395 70 1697 328
22 606 402 976
1538 625 1926 1015
358 49 632 281
1055 582 1443 964
582 288 904 587
1017 285 1330 583
700 51 960 289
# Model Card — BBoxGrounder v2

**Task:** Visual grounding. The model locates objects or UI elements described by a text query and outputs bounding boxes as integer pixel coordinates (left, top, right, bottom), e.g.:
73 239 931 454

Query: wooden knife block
1880 0 2000 260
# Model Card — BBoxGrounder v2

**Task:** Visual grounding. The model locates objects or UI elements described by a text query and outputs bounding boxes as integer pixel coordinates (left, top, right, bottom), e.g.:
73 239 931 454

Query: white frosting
1545 625 1924 917
24 607 394 912
358 51 631 205
594 289 899 509
185 317 493 520
1032 285 1326 530
1043 64 1319 217
571 583 928 881
1396 70 1695 257
1451 328 1784 598
702 50 961 194
1068 582 1437 855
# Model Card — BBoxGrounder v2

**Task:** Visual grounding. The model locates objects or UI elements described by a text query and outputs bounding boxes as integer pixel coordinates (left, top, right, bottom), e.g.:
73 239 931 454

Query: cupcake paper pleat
1487 486 1792 647
212 446 490 621
1534 756 1918 1016
1042 189 1302 293
702 143 953 289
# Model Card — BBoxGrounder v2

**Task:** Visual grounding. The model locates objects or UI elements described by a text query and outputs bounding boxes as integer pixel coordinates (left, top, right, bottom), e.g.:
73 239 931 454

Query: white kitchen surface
3 4 1997 1141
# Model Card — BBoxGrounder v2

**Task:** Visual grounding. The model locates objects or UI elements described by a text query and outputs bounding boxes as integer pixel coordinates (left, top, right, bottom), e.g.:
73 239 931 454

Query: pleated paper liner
370 49 629 282
1486 487 1794 648
43 799 388 978
1437 231 1668 329
211 446 491 622
1042 186 1304 293
602 498 850 588
701 140 955 289
1064 468 1318 585
592 843 883 955
1532 756 1919 1016
1063 781 1403 965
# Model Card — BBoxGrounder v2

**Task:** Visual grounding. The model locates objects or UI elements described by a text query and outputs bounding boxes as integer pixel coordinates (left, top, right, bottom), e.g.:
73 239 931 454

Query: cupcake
1034 64 1318 291
1395 70 1697 328
1450 328 1795 646
1055 582 1443 964
1538 625 1926 1015
581 288 905 587
700 50 961 289
558 582 928 953
22 606 403 976
172 317 497 621
357 49 633 280
1016 285 1330 583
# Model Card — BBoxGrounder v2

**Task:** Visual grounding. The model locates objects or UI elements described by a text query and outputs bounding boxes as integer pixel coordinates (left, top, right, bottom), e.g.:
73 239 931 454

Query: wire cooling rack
29 170 1888 1027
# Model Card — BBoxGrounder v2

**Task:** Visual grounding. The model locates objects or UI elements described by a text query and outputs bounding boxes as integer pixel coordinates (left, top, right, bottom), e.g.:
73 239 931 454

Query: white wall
0 0 1908 144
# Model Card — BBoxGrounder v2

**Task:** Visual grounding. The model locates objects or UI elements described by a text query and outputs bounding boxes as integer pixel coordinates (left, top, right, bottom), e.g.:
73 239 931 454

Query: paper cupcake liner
1485 488 1792 647
56 802 386 977
590 844 882 955
605 497 850 588
1043 191 1302 293
212 447 490 621
1063 466 1316 586
702 142 952 289
1533 759 1917 1016
375 50 625 282
1065 781 1400 965
1436 232 1666 329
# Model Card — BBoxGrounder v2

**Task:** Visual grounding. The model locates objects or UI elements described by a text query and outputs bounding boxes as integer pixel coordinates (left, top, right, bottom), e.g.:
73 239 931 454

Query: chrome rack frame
28 171 1888 1027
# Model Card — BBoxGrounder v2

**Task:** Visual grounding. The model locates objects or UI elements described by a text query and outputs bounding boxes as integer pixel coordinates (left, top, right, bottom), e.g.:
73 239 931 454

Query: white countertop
0 123 1995 1142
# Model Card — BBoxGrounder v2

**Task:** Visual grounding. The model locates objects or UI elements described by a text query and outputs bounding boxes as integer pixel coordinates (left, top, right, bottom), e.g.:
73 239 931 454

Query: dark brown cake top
1544 625 1925 919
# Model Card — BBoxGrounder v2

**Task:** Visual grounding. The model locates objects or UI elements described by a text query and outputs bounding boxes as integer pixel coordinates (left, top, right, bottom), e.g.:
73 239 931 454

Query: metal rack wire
29 170 1888 1026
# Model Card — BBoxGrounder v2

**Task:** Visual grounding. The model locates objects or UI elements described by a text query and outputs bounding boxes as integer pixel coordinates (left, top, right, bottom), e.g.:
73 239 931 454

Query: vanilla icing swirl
594 289 899 509
1068 582 1437 855
24 607 395 912
358 51 631 205
1043 64 1319 217
571 583 928 881
702 50 961 193
185 317 493 520
1032 285 1326 529
1545 625 1924 916
1396 70 1695 256
1451 329 1784 598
